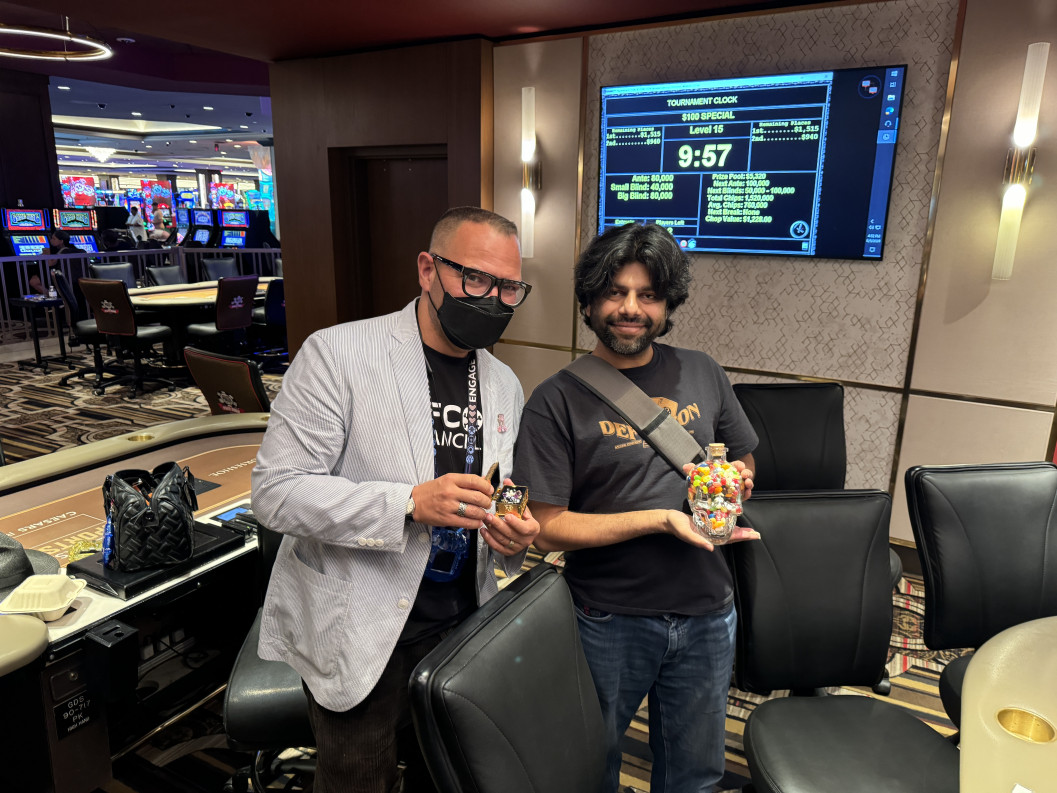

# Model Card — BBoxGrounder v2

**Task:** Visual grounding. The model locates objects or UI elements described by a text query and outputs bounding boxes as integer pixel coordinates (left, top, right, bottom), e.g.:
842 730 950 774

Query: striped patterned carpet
0 353 282 464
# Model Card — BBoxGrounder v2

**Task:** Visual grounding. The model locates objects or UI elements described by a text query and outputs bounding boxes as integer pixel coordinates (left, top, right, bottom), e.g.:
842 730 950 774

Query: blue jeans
575 602 737 793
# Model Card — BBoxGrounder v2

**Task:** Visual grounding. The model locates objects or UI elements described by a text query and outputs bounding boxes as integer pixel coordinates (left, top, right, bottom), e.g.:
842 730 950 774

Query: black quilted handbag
103 462 198 572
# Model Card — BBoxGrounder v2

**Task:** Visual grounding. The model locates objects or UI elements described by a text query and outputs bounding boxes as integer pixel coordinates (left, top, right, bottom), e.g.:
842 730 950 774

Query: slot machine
51 208 101 253
185 208 218 247
170 206 191 245
1 208 51 257
217 210 249 248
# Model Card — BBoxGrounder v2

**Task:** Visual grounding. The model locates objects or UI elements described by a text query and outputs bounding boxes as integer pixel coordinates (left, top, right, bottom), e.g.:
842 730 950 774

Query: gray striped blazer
252 300 526 711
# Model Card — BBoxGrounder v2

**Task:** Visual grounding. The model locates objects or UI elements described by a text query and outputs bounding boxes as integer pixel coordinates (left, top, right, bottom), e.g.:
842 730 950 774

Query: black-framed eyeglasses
430 253 532 307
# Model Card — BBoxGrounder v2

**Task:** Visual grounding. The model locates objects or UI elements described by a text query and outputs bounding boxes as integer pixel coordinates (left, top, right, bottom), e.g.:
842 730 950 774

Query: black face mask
428 288 514 350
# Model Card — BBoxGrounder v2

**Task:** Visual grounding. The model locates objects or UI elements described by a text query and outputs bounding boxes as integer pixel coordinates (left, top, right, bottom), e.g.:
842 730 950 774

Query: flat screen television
193 209 213 226
175 207 190 227
599 65 906 259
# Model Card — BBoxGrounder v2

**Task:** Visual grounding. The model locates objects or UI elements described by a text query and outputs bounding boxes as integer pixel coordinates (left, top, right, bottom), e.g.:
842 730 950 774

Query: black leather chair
88 261 137 289
51 269 113 389
146 265 185 286
251 279 287 370
185 275 260 353
733 490 959 793
905 462 1057 730
733 381 901 693
204 257 240 281
224 526 314 792
77 278 175 396
183 347 270 415
733 382 846 490
410 563 607 793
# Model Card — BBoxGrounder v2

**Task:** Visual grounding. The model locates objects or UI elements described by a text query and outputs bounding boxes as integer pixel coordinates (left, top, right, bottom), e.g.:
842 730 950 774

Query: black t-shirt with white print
511 343 757 617
399 344 482 643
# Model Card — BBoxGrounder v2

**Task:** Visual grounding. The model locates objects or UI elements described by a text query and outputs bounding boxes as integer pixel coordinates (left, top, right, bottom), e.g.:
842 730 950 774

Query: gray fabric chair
204 257 240 281
88 262 136 289
146 265 185 286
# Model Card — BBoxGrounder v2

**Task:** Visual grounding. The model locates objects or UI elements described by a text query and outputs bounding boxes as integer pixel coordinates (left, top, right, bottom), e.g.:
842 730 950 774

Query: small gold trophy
486 462 529 518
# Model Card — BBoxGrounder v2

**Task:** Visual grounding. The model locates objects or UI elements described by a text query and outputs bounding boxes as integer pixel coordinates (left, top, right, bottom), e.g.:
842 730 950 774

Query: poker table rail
0 413 270 496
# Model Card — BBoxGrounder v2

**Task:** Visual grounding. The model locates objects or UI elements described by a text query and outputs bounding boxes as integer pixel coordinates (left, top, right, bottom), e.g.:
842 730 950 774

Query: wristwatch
404 494 416 522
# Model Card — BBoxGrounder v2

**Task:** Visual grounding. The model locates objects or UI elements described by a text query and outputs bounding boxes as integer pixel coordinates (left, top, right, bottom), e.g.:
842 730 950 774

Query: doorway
331 146 448 321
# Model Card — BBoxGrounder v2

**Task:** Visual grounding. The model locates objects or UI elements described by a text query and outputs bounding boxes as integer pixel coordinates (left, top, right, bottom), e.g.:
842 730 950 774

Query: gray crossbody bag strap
564 355 705 474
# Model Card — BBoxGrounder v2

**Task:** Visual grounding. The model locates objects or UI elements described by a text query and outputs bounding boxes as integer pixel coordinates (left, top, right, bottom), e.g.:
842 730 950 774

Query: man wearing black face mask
252 206 540 793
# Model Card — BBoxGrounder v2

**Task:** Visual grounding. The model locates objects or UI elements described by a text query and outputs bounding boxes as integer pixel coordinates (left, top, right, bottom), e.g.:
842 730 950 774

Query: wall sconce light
992 42 1050 280
521 87 542 259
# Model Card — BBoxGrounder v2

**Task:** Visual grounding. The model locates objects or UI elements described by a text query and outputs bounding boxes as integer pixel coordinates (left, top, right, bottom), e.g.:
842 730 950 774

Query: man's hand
731 459 754 500
480 479 541 556
661 508 761 551
410 473 495 531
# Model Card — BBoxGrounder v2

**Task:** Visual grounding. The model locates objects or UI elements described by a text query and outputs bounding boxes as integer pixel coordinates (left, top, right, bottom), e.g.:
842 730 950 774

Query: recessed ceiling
50 78 270 178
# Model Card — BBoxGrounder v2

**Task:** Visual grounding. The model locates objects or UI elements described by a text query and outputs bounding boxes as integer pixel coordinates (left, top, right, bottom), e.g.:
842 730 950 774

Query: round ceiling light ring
0 25 112 61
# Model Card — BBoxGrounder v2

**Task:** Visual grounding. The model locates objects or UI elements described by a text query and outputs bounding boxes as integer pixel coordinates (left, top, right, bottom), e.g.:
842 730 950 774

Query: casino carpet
0 353 283 465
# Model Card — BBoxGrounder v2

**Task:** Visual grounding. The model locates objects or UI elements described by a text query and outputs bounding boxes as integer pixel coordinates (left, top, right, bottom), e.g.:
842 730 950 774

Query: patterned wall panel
579 0 959 390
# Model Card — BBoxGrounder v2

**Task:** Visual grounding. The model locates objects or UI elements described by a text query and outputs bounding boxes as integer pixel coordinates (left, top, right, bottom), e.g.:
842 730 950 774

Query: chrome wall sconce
521 87 542 259
992 42 1049 280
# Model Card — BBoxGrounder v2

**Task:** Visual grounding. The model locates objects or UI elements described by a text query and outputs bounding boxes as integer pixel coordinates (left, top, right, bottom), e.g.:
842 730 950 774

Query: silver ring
507 538 516 549
456 501 467 518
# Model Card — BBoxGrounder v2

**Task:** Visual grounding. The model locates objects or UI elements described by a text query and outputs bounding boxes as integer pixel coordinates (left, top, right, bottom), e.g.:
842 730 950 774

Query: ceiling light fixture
131 111 142 116
239 125 248 129
57 84 71 90
189 139 197 144
0 19 112 61
203 105 213 111
85 146 116 162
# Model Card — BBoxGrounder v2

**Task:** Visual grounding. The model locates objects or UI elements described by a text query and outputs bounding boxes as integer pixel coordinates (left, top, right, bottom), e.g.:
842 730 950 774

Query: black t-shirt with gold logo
512 343 757 616
399 345 483 644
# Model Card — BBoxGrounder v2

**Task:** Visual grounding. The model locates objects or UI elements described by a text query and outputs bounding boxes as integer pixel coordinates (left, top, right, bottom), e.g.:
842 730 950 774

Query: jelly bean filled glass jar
686 442 743 545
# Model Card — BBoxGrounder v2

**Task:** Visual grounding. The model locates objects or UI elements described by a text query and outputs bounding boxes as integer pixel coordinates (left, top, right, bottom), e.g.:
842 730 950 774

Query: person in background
125 205 147 243
49 229 83 254
251 206 540 793
512 222 759 793
100 228 136 252
150 202 169 241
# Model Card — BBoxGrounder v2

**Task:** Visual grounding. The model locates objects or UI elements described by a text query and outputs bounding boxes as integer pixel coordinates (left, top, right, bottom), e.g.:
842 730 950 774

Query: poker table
129 276 275 308
0 414 270 793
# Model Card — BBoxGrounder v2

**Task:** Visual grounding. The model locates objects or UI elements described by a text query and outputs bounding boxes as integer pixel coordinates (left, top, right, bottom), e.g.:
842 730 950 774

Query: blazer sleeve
251 331 415 551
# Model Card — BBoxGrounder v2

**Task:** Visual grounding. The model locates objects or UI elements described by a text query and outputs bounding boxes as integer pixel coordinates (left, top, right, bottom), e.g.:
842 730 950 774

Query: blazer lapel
391 302 433 484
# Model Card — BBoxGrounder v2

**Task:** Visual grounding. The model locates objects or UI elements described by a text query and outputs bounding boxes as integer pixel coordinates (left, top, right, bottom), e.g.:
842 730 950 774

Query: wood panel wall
269 39 494 355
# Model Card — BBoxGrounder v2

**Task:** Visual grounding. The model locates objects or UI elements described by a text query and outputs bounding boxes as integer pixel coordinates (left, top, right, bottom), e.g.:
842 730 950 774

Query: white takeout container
0 574 87 621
